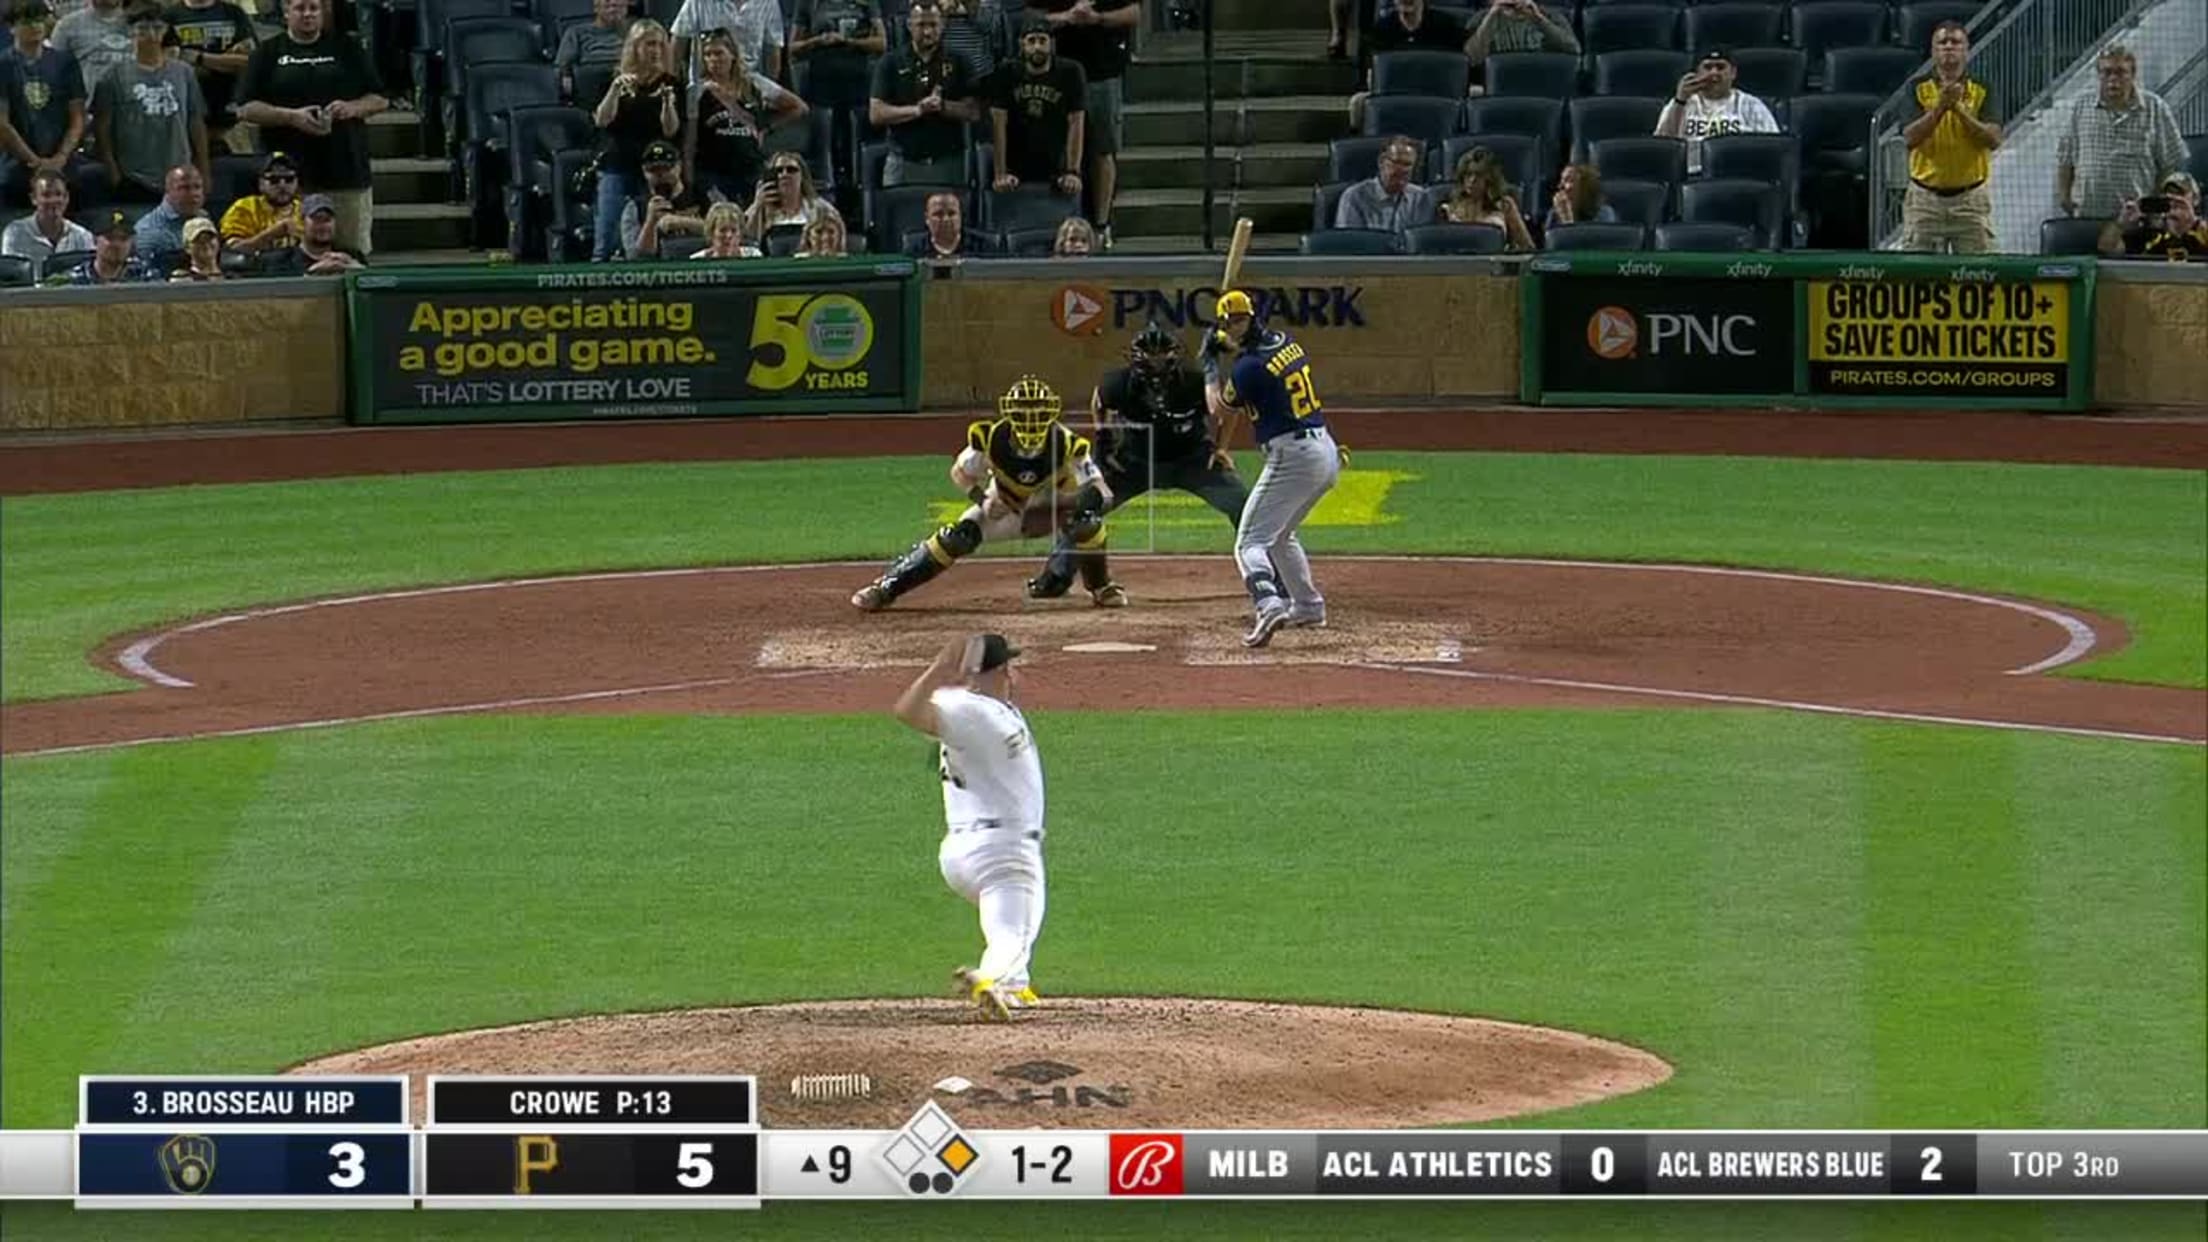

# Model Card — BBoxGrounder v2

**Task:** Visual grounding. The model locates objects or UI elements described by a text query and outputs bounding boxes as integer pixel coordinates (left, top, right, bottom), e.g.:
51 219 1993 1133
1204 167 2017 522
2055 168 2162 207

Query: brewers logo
158 1134 217 1194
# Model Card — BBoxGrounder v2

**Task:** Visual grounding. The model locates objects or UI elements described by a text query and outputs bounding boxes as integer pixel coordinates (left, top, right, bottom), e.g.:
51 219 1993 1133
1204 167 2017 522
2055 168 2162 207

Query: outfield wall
0 261 2200 433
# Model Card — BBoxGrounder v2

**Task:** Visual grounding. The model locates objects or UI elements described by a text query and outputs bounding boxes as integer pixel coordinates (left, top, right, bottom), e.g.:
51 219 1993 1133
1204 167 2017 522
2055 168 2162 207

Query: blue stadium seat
1895 1 1983 52
1791 92 1881 174
2185 133 2207 185
999 226 1059 258
1433 133 1546 215
1363 95 1464 144
1544 221 1650 250
1698 133 1800 209
1484 52 1582 100
1405 222 1505 254
1590 136 1687 188
1686 2 1785 51
1582 4 1682 56
1654 220 1755 250
1730 46 1808 100
2039 217 2111 256
1600 176 1672 226
1680 177 1784 247
1824 46 1924 98
1790 2 1890 65
1463 96 1566 153
532 0 595 54
1329 135 1397 184
1313 180 1353 231
1594 50 1692 100
1301 228 1404 255
1373 49 1472 99
871 185 966 253
1570 96 1668 163
986 189 1076 235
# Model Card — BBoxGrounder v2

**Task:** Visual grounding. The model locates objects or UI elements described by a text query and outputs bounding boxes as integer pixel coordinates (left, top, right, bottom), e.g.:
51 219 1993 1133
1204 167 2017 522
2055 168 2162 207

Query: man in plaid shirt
2055 44 2188 221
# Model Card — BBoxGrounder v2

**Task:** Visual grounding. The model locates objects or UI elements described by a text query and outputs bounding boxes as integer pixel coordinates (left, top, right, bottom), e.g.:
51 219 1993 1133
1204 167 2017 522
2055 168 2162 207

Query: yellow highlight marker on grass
927 470 1417 531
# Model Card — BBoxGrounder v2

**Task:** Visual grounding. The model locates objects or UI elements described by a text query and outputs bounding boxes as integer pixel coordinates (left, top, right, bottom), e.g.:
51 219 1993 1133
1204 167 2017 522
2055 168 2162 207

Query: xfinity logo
1614 261 1664 277
1835 264 1885 280
1586 306 1760 359
1724 261 1774 279
1951 266 1997 282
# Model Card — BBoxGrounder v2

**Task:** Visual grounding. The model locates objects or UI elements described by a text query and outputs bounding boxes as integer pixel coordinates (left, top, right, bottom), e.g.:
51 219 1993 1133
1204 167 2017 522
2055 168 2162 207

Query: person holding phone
685 29 804 208
591 19 683 260
1654 46 1777 176
2105 172 2208 260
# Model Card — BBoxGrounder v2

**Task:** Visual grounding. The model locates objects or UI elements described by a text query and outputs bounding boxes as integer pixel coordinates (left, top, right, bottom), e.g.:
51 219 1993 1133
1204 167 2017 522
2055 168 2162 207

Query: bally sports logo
1108 1133 1184 1195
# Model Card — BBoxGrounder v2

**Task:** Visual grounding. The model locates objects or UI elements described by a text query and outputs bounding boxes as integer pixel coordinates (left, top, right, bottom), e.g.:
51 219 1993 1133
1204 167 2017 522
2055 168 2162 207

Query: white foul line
1356 662 2202 748
102 555 2105 690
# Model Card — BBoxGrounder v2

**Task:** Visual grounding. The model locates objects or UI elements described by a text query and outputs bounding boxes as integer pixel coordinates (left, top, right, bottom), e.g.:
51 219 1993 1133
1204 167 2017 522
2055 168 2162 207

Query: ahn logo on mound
1544 277 1794 396
1052 285 1109 335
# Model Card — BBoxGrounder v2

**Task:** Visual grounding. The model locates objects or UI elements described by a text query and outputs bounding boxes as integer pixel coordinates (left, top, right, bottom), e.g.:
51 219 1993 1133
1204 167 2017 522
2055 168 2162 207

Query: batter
892 632 1047 1022
1203 289 1342 647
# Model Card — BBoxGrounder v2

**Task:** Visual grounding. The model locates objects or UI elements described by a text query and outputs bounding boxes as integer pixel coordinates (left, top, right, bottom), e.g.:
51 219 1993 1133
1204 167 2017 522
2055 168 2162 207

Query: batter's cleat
1091 583 1130 609
850 583 892 612
1026 572 1073 600
954 967 1015 1022
1286 605 1327 628
1243 603 1290 648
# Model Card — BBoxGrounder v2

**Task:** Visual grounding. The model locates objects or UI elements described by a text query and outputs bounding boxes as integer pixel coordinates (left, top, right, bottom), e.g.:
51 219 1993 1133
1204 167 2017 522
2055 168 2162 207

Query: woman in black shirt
686 31 807 209
591 19 684 260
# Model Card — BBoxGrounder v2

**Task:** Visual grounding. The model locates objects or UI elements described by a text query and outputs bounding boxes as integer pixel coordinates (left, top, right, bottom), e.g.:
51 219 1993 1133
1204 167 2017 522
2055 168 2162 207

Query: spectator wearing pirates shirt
235 0 387 256
2 0 99 208
1655 46 1777 176
161 0 253 153
989 14 1082 198
869 0 978 189
93 2 205 202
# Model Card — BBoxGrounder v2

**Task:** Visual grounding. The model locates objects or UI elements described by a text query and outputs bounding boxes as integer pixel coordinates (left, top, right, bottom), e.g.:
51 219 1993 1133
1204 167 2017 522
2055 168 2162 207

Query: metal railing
1867 0 2153 247
2170 42 2208 130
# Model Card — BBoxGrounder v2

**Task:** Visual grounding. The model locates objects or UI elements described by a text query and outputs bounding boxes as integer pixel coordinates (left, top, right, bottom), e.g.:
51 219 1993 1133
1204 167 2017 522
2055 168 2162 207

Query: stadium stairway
366 108 477 265
1115 2 1355 255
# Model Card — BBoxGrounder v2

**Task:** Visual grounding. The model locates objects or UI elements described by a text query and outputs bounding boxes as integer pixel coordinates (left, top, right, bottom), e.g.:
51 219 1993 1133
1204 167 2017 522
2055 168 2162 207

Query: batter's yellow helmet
998 375 1060 451
1215 289 1255 318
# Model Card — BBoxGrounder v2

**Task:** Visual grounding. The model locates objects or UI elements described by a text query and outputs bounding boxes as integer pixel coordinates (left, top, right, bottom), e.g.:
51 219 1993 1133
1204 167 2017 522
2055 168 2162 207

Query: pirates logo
158 1134 217 1194
22 79 50 111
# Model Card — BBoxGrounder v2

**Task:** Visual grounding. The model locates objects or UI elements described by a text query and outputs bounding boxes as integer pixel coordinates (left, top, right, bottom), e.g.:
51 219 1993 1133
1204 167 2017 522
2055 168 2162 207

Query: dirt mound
291 997 1672 1130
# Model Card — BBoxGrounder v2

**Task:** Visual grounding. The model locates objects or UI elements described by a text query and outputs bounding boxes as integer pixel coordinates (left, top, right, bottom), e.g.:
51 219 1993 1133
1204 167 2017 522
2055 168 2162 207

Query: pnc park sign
1052 284 1368 336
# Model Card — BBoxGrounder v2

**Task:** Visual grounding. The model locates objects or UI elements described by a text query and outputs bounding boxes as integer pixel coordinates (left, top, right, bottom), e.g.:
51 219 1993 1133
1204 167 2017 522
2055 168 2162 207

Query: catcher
851 376 1124 611
1026 320 1251 601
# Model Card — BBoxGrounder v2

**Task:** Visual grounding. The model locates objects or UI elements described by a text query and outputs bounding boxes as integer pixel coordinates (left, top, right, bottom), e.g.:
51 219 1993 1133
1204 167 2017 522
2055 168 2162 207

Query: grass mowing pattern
5 710 2199 1136
2 453 2200 702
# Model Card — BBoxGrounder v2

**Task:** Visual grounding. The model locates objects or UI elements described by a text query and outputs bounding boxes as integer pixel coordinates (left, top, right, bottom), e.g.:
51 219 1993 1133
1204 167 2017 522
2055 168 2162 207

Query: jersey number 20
1285 369 1323 417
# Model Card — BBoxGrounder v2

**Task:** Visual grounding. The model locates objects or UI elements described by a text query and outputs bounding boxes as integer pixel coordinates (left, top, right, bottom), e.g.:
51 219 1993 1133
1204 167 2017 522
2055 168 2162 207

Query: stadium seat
1372 49 1472 99
531 0 595 55
0 254 32 288
503 103 594 261
659 235 708 260
1582 4 1683 56
1329 135 1397 184
37 248 97 280
412 0 520 150
207 152 262 219
1824 46 1923 98
1313 180 1353 231
902 226 996 256
462 63 559 247
873 186 967 253
2039 217 2112 256
569 60 616 109
1686 2 1785 51
1600 177 1671 227
1590 136 1687 188
2186 133 2207 185
1654 220 1755 250
1462 96 1566 153
1699 133 1800 210
1433 133 1546 214
1484 52 1582 101
545 147 597 261
1680 177 1784 247
1792 92 1881 174
986 189 1076 234
1405 222 1505 254
1544 221 1650 250
1301 228 1404 255
1570 96 1668 163
1730 46 1808 100
1363 95 1464 144
1594 50 1692 100
1790 2 1890 65
1895 1 1983 51
999 225 1060 257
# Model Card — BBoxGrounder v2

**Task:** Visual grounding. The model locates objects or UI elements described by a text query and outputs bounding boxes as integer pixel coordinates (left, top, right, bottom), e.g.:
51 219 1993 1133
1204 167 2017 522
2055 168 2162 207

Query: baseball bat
1220 216 1254 292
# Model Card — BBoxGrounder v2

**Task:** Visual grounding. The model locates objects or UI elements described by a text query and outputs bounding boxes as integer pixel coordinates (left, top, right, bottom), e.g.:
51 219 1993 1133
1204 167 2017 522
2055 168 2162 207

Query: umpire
1027 321 1251 601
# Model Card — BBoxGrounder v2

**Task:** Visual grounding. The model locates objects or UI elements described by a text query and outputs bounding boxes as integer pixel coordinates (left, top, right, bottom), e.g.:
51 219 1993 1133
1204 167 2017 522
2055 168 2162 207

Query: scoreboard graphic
4 1075 2202 1206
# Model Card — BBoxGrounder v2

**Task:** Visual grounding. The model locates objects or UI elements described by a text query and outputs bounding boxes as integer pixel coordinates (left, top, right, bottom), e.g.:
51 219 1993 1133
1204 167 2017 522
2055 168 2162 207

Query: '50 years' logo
747 293 875 392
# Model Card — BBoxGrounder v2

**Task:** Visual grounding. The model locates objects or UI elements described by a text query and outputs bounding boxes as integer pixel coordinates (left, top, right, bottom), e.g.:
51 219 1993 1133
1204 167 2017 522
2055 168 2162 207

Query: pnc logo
1586 306 1639 359
1052 284 1108 335
1108 1134 1184 1195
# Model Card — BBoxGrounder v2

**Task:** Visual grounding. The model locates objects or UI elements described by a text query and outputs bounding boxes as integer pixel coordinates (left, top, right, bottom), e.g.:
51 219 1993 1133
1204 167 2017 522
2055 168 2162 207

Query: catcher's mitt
1020 494 1074 539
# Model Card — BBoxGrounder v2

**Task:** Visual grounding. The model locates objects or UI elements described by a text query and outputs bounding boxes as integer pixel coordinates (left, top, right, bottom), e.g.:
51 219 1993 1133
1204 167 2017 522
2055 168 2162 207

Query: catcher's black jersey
968 418 1095 506
1096 365 1213 463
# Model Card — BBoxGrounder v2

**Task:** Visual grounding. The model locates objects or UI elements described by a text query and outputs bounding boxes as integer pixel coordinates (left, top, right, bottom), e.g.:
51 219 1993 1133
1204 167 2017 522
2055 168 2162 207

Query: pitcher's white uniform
932 686 1047 994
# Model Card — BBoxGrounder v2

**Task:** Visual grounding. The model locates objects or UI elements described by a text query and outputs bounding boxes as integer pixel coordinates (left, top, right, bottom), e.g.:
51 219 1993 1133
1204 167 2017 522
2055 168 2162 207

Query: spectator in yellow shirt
1898 21 2001 253
218 149 304 253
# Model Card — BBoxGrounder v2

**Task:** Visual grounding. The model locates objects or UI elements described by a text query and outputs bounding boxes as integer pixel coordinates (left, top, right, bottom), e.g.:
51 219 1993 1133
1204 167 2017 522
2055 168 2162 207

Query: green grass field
2 450 2203 1239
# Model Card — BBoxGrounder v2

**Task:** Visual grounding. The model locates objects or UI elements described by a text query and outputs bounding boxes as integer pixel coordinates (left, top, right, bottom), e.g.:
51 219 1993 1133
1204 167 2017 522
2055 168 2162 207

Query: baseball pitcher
893 632 1047 1022
851 376 1122 611
1203 289 1341 648
1025 320 1251 603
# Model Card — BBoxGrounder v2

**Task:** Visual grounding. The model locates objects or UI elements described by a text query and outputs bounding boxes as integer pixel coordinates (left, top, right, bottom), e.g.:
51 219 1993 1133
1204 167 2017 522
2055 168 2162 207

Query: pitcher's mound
292 997 1671 1129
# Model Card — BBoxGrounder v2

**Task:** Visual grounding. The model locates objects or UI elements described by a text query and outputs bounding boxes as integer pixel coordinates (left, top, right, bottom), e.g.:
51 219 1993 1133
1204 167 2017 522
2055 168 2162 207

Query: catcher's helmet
1129 320 1180 377
998 375 1060 451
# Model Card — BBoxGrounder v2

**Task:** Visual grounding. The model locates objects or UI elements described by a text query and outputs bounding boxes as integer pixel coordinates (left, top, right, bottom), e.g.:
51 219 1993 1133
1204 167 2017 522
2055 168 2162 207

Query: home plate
1063 641 1157 654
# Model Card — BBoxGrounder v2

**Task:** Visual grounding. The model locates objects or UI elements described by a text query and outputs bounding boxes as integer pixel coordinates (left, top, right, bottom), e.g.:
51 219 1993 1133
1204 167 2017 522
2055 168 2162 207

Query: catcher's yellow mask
999 375 1060 452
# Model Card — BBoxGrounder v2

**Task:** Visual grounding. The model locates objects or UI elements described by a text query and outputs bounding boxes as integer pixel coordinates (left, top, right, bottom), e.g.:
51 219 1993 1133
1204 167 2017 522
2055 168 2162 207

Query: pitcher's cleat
1091 583 1130 608
851 583 891 612
953 967 1015 1021
1286 606 1327 628
1008 986 1041 1008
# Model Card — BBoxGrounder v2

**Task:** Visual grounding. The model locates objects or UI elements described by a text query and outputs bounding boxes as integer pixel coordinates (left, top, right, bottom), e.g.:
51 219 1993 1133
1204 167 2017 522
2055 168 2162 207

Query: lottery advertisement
344 260 923 424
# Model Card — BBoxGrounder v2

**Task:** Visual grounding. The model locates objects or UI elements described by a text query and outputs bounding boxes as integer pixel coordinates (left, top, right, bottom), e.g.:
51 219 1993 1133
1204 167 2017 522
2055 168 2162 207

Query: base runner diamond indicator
879 1102 981 1196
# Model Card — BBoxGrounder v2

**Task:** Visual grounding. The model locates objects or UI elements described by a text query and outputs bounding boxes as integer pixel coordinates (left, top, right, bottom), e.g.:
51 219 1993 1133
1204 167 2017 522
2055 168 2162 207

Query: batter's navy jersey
1221 331 1327 445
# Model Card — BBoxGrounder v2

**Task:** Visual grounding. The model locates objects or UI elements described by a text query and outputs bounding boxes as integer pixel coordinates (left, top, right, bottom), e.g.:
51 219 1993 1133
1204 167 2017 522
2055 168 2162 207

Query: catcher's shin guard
1072 519 1112 594
877 517 981 601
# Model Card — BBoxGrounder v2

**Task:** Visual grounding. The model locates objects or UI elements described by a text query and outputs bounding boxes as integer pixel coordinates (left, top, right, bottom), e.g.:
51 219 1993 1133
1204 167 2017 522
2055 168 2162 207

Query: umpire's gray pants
1235 427 1339 612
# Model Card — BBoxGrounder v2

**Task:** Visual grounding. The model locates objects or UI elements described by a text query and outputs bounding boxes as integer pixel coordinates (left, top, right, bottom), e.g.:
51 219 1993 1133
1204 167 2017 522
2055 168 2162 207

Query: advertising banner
344 259 923 424
1521 254 2096 411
